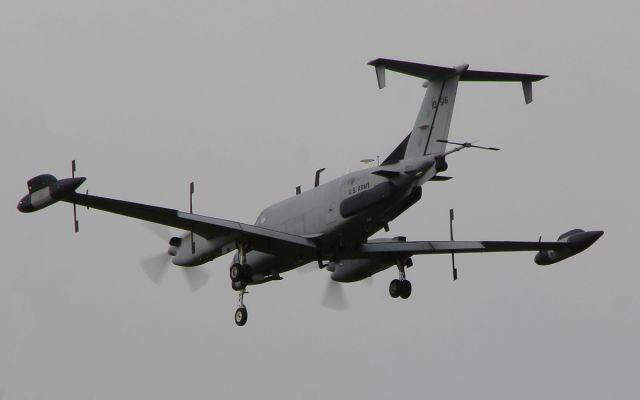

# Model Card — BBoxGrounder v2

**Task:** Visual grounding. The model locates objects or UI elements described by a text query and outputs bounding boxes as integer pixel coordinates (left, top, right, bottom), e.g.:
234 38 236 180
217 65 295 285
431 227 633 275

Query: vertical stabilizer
406 68 465 158
370 59 547 163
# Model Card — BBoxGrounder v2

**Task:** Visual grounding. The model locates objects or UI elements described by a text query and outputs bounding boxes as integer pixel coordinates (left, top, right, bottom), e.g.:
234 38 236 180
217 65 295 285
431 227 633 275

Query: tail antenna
437 139 500 152
449 208 457 281
190 182 195 254
72 160 79 233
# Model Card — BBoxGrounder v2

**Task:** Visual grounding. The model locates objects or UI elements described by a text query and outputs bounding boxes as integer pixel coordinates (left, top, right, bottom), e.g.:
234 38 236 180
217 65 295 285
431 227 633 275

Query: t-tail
369 58 547 164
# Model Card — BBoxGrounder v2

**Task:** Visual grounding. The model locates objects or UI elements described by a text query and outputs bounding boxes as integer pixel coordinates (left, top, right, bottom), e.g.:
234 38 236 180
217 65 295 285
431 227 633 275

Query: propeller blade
140 253 171 285
141 222 211 291
182 267 211 292
322 279 348 310
142 222 171 241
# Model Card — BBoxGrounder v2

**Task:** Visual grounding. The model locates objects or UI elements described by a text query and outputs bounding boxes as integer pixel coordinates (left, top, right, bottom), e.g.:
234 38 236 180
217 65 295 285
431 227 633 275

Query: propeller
182 267 210 291
140 252 171 285
322 279 348 310
298 260 371 309
140 223 211 291
144 222 171 242
295 262 348 309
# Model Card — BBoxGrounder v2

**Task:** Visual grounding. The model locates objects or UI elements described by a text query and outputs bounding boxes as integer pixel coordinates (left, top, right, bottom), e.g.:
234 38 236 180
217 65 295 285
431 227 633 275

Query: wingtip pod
535 229 604 265
17 175 86 213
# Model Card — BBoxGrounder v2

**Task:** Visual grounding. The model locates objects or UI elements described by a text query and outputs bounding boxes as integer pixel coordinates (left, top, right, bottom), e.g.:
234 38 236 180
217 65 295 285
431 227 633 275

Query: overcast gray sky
1 1 638 399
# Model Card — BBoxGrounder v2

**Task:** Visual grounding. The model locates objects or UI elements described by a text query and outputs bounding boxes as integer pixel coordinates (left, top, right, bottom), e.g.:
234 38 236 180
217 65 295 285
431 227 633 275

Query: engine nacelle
172 233 237 266
329 258 392 282
329 237 411 282
17 175 86 213
534 229 604 265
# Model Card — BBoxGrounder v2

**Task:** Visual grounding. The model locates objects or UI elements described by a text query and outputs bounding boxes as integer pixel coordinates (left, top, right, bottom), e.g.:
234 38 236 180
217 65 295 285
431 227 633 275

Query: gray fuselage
238 155 438 281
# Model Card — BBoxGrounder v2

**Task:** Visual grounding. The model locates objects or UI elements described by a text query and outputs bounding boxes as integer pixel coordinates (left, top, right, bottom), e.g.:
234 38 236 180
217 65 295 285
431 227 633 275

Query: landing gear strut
231 242 251 326
389 259 412 299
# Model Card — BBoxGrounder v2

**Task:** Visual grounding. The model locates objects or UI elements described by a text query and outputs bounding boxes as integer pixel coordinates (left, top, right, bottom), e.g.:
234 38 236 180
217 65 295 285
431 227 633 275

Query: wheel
234 307 248 326
230 263 253 282
230 263 243 282
399 280 412 299
389 279 401 298
231 280 247 291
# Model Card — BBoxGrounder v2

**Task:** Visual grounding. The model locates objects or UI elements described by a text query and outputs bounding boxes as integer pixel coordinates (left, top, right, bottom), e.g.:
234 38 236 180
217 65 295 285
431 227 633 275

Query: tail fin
371 59 547 163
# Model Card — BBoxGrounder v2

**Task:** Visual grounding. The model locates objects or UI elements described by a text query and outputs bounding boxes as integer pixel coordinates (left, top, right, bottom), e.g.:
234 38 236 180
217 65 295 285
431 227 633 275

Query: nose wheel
235 305 248 326
234 287 249 326
389 259 412 299
231 242 251 326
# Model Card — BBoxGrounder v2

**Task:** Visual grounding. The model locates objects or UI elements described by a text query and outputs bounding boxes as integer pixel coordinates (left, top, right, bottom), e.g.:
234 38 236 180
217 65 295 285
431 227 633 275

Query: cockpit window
256 212 267 225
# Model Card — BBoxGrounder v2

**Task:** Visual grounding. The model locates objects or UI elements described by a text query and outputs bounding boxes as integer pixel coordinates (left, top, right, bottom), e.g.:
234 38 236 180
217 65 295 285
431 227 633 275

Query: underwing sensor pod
17 58 604 326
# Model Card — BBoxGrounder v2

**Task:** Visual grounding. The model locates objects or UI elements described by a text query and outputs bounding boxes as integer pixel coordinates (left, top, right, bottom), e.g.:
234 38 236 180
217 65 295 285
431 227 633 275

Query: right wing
344 230 603 265
357 240 561 255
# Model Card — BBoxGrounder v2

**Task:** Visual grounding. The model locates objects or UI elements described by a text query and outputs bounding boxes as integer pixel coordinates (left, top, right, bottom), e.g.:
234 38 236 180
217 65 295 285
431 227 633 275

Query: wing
345 230 603 265
357 240 561 255
64 192 317 258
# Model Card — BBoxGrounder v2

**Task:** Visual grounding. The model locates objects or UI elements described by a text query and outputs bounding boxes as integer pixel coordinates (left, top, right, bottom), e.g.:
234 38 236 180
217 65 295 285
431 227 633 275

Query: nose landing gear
231 242 251 326
234 289 248 326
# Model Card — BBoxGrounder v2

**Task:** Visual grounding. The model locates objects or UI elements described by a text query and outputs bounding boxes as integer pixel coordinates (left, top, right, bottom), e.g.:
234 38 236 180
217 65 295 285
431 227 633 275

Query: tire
235 307 248 326
389 279 401 298
399 280 412 299
231 280 246 291
230 263 242 282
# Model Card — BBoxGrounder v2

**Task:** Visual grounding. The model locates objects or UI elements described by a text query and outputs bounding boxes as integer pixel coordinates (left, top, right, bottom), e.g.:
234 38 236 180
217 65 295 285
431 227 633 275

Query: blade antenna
190 182 195 254
72 160 79 233
449 208 457 280
437 139 500 152
538 235 542 251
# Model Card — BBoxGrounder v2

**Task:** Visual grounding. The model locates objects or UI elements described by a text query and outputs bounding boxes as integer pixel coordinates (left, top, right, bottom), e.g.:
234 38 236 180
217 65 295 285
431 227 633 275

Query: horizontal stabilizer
368 58 547 103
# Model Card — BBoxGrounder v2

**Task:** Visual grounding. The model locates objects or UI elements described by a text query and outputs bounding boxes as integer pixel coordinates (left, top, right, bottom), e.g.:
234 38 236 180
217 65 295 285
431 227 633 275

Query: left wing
17 174 317 259
344 229 603 265
65 192 318 258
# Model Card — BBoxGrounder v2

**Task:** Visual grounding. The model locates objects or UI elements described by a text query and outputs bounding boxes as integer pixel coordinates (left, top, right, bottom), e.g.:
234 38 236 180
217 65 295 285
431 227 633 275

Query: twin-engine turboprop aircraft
17 59 603 326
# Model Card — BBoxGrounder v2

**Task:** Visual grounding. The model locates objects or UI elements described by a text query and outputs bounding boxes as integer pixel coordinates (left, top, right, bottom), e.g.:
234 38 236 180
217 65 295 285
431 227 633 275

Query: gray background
1 1 637 398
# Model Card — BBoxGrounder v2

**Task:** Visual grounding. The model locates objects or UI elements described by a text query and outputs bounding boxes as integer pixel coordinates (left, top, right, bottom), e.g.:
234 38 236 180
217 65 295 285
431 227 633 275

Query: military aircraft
17 58 603 326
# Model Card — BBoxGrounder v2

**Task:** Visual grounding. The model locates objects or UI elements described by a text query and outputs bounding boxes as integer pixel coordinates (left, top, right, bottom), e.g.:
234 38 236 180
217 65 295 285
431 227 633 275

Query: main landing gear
230 243 252 326
389 259 412 299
